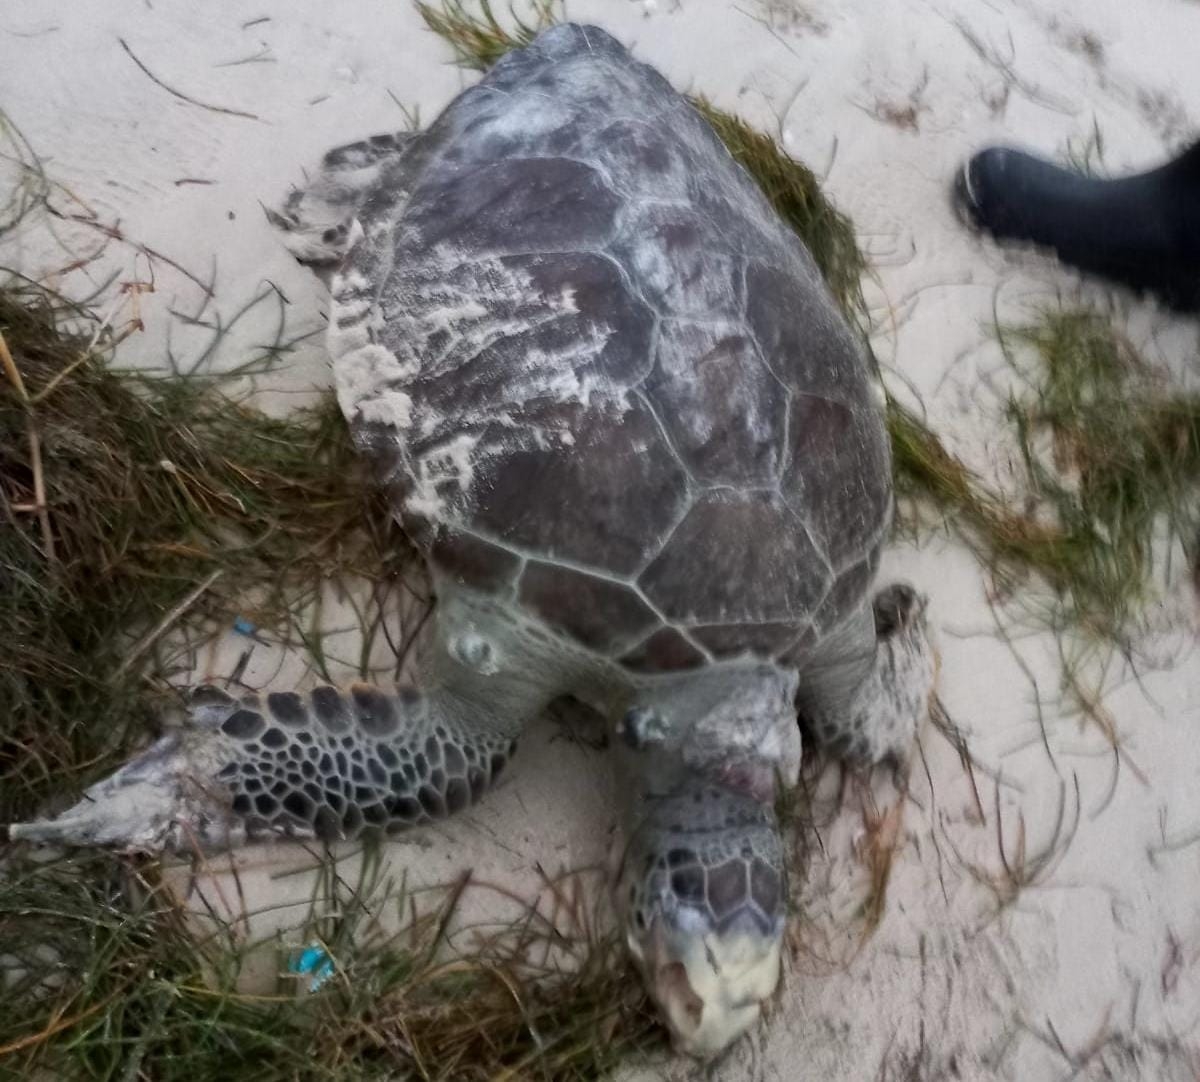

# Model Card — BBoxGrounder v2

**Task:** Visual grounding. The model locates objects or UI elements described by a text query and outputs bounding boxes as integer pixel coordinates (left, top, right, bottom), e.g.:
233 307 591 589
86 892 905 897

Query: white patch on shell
375 251 584 383
333 249 632 523
355 388 413 429
506 320 617 411
335 343 420 427
404 432 481 520
334 269 371 295
464 88 577 144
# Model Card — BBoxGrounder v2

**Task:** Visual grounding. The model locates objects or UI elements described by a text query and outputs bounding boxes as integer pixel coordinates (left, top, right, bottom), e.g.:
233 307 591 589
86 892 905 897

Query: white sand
3 0 1199 1077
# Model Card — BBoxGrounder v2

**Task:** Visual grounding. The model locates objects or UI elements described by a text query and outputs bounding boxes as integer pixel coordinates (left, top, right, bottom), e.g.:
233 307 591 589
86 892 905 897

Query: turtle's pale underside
6 24 936 1059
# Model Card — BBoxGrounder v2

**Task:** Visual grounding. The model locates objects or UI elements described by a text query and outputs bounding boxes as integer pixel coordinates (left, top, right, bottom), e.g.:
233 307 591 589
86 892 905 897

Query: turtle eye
620 707 667 749
450 632 498 673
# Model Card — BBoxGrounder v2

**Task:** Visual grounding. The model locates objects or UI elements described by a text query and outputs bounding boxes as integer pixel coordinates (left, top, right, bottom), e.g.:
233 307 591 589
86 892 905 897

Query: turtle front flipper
4 683 519 852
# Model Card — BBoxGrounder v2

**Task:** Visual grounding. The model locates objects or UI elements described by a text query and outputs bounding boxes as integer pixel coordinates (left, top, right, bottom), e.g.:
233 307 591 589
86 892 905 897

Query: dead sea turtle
5 24 936 1058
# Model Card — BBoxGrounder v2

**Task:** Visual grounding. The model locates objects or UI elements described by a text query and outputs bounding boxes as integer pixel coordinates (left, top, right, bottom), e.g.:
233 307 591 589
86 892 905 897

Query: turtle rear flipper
4 682 521 852
267 131 421 271
2 731 198 850
797 584 936 767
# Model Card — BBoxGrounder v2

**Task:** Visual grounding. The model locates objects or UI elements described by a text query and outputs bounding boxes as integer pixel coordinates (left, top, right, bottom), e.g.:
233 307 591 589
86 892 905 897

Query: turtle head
613 665 796 1058
614 772 787 1059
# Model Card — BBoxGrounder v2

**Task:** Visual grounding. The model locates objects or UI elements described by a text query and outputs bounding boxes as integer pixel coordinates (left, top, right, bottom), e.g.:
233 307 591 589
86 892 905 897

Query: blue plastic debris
289 944 335 991
232 616 257 637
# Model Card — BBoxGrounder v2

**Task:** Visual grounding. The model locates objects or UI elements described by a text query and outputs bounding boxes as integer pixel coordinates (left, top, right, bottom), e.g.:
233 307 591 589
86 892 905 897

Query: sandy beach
2 1 1199 1077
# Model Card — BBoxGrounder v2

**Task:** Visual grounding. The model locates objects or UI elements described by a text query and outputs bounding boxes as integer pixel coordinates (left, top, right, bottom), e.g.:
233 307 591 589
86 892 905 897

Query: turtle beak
634 911 782 1058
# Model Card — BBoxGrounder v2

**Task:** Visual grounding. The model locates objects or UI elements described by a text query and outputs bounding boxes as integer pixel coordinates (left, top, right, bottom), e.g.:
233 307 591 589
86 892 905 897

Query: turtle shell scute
518 560 659 654
618 627 707 673
466 396 689 576
645 320 786 486
782 394 891 558
404 156 620 255
638 491 831 626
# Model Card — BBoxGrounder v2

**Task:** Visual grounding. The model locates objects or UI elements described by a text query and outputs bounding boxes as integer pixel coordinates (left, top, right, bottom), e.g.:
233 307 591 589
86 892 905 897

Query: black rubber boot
953 142 1200 311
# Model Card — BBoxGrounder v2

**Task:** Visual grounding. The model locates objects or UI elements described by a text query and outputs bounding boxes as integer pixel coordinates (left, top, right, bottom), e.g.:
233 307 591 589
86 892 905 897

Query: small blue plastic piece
289 944 335 991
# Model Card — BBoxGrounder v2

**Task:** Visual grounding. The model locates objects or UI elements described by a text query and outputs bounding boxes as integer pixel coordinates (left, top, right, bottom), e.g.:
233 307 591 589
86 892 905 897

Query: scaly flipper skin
265 131 420 270
799 584 936 766
4 683 519 851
